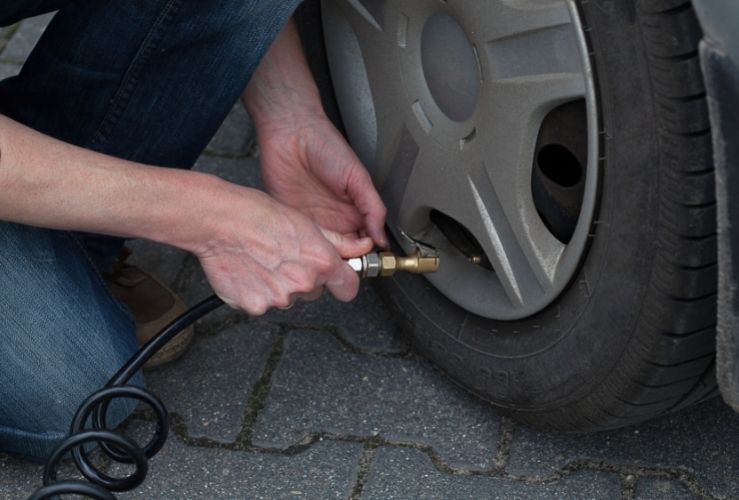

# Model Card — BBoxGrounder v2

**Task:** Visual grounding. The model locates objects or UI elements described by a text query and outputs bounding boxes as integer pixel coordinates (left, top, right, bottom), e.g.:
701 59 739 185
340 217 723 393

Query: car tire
298 0 718 431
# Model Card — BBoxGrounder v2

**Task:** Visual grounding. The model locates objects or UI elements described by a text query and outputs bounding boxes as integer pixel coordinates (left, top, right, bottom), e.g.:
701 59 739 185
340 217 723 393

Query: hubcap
323 0 599 320
421 13 481 122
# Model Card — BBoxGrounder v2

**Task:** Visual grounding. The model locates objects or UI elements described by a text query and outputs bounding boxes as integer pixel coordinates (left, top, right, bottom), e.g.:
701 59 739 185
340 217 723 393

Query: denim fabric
0 0 301 461
0 223 143 462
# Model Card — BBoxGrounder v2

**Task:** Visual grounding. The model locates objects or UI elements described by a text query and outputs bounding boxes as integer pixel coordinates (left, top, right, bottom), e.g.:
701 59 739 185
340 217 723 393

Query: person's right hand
193 182 373 315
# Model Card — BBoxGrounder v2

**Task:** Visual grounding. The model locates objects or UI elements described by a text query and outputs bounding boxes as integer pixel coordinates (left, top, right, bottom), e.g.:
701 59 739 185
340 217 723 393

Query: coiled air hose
28 295 224 500
26 249 439 499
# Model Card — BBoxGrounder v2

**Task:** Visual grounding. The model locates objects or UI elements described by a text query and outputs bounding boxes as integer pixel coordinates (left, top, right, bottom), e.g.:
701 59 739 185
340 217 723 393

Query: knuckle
295 271 317 294
314 253 336 275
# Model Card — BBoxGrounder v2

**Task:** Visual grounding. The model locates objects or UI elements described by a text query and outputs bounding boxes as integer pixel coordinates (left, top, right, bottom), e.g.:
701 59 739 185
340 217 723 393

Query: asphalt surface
2 13 739 500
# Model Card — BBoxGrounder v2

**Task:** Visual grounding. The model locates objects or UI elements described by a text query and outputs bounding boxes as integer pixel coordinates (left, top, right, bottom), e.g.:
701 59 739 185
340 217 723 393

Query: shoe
105 248 194 370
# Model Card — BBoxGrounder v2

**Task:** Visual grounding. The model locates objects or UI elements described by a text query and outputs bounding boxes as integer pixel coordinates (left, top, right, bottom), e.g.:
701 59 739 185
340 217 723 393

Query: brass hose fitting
347 251 440 278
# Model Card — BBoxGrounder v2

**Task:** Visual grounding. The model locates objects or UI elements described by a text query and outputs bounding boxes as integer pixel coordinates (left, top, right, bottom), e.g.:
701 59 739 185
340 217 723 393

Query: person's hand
194 182 373 315
243 18 387 247
256 115 388 246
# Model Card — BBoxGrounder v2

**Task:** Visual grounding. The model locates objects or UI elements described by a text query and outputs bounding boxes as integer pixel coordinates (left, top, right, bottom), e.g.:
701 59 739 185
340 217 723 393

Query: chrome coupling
346 251 440 278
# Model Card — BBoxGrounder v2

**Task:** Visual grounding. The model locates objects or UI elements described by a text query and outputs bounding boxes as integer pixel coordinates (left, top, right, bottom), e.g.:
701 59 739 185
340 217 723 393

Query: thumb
320 227 374 258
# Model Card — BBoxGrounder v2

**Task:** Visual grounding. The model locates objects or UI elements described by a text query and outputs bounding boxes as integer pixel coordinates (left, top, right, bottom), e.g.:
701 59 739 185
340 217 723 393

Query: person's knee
0 338 143 462
0 243 142 463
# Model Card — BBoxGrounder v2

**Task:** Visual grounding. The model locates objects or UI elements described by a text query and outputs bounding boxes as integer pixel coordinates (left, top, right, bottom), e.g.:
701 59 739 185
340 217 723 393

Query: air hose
26 249 439 499
28 295 224 500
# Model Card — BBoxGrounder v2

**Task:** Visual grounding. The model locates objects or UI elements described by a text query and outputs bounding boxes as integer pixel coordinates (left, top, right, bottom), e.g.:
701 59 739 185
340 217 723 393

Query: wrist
242 18 327 132
243 81 325 132
154 171 236 255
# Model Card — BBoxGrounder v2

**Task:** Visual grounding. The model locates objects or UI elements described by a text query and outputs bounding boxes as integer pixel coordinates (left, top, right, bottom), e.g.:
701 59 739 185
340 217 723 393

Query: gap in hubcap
421 13 481 122
531 100 588 244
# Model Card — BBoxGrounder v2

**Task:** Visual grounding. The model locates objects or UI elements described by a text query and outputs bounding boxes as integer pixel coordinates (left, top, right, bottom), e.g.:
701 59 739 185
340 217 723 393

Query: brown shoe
105 249 194 370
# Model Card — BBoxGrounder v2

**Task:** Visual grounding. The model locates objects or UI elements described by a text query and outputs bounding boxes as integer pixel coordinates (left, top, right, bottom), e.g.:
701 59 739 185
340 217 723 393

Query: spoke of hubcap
458 0 574 46
326 0 420 181
462 0 586 300
391 137 558 308
330 0 403 103
323 0 596 318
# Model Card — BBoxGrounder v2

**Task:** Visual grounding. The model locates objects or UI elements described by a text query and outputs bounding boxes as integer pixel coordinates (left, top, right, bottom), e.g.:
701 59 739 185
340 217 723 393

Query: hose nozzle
347 251 440 278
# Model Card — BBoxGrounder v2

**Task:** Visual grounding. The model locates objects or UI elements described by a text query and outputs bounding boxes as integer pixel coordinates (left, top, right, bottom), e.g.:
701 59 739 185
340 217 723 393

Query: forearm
0 114 223 253
242 18 324 130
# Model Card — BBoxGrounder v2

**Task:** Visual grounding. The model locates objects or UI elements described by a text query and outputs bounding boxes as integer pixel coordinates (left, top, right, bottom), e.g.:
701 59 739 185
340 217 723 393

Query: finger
346 168 389 248
320 228 374 259
324 260 360 302
291 286 325 304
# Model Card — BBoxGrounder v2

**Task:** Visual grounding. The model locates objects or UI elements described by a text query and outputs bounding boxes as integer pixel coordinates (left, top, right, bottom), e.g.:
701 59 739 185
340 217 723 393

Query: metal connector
346 251 440 278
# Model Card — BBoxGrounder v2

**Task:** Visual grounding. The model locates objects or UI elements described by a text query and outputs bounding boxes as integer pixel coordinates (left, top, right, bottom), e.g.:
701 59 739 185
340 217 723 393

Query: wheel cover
322 0 599 320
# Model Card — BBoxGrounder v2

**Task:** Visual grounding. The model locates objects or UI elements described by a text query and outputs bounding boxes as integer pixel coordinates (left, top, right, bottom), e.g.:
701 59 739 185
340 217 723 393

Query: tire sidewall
378 0 662 412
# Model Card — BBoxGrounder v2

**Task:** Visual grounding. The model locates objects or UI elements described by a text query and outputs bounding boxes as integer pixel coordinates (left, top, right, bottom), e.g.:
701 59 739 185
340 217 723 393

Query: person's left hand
256 115 388 247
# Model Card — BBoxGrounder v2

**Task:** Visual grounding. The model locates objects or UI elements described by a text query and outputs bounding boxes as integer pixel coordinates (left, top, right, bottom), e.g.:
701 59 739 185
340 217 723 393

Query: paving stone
112 421 362 500
206 104 255 157
0 61 20 79
362 447 622 500
506 398 739 498
0 450 108 499
1 13 54 62
194 154 264 190
253 331 500 470
261 282 405 353
126 238 189 289
635 477 697 500
0 454 43 499
145 323 277 444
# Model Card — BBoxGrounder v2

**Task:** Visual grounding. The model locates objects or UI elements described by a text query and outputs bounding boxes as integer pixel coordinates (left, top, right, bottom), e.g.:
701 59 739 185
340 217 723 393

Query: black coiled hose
27 294 225 500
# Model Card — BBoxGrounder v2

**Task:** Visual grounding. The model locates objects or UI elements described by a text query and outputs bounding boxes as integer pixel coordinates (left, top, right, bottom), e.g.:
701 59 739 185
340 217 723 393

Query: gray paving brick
1 13 54 62
362 447 622 500
0 61 20 79
206 104 255 157
0 450 107 498
506 399 739 498
112 421 362 500
261 282 405 353
0 454 43 499
635 477 696 500
145 323 276 444
253 331 500 470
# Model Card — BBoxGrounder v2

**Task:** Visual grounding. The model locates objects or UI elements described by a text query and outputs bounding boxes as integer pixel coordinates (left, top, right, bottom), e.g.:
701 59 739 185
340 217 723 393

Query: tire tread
567 0 719 429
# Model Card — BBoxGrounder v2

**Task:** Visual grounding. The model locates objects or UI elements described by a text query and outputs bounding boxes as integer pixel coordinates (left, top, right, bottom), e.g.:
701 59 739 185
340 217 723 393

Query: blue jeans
0 0 300 462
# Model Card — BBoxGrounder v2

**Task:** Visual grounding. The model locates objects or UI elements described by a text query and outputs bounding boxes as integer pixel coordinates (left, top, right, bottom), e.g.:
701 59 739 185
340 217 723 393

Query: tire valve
347 251 440 278
468 255 483 265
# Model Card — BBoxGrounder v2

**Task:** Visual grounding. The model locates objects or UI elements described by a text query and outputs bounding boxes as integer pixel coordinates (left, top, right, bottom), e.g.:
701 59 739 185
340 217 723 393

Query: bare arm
0 114 366 314
243 19 388 247
0 114 211 250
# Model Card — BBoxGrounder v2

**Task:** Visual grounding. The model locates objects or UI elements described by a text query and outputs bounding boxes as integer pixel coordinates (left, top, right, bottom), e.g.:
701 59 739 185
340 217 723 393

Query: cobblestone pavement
2 13 739 500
